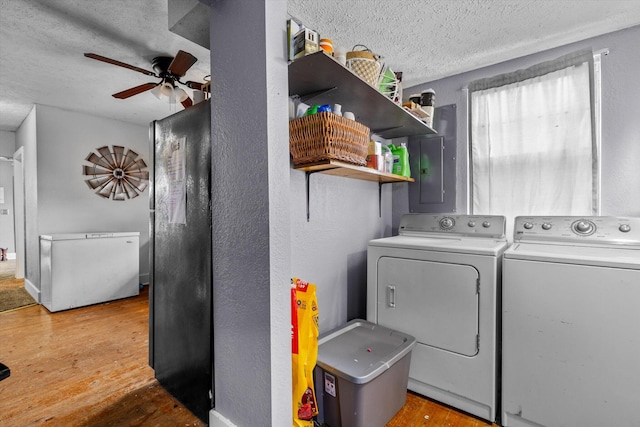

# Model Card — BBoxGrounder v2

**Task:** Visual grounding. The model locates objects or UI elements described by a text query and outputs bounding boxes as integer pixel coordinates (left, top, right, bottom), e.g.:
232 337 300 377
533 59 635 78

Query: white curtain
471 57 595 237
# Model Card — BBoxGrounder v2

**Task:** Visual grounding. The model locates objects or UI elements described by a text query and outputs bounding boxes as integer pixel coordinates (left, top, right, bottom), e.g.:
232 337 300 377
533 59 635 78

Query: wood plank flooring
0 284 497 426
388 392 498 427
0 287 203 426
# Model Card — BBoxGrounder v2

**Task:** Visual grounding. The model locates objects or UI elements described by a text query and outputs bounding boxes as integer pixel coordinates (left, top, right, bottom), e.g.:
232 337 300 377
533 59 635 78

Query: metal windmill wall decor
82 145 149 200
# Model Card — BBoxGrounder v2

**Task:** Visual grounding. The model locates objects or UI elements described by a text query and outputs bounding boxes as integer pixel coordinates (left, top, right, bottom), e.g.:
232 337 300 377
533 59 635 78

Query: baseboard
139 273 149 285
24 279 40 303
209 410 237 427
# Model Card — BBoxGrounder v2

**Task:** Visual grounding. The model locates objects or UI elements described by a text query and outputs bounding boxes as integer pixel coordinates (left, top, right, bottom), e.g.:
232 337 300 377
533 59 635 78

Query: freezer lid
40 232 140 241
316 320 416 385
368 235 508 256
505 242 640 269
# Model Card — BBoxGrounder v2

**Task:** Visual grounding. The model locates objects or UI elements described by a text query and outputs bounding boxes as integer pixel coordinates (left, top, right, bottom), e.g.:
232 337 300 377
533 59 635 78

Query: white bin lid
317 319 416 384
40 232 140 241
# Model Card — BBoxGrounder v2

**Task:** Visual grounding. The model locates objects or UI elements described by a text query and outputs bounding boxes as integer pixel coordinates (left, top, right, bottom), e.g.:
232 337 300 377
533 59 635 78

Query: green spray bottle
388 143 411 178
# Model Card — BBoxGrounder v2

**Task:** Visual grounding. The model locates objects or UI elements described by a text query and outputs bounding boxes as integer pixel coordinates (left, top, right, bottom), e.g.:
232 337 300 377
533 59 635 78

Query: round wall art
82 145 149 200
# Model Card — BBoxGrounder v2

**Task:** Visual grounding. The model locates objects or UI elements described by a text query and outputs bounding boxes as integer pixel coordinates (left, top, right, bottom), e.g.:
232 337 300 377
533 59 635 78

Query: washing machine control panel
513 216 640 244
400 214 506 238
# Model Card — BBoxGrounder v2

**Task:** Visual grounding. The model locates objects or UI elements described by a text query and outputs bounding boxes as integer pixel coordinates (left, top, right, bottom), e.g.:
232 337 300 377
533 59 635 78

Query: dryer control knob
542 223 552 230
619 224 631 233
468 221 476 227
524 222 534 230
482 221 491 228
440 217 455 230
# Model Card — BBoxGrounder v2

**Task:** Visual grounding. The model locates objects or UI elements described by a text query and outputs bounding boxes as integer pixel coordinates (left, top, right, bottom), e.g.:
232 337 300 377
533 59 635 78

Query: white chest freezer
40 232 140 312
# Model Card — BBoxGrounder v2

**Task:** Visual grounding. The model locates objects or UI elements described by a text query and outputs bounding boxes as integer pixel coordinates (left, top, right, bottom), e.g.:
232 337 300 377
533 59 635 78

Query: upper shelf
288 52 437 139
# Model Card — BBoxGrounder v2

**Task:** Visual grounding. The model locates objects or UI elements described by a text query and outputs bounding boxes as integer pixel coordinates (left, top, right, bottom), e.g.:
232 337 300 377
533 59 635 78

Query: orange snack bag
291 277 319 427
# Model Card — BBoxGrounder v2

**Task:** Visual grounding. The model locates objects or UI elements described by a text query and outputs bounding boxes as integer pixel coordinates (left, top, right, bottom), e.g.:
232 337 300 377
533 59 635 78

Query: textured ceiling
288 0 640 88
0 0 211 132
1 0 639 132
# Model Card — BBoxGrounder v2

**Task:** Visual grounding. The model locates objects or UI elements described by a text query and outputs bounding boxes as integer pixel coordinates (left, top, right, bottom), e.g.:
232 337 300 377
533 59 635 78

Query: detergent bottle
389 143 411 178
382 145 394 174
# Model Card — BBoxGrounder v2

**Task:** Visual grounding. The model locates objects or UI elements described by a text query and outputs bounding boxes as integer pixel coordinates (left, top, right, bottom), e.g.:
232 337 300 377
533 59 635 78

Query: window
469 51 600 234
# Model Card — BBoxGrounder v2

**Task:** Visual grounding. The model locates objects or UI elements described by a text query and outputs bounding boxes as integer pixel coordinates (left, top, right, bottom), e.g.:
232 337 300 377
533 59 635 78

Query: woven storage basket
289 112 370 166
346 45 382 87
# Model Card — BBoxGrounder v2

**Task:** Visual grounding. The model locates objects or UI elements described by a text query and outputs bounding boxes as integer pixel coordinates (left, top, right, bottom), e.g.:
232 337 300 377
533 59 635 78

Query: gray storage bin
315 319 416 427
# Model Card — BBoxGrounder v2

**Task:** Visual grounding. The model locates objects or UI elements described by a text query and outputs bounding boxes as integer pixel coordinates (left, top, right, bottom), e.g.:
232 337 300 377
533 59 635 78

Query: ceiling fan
84 50 206 108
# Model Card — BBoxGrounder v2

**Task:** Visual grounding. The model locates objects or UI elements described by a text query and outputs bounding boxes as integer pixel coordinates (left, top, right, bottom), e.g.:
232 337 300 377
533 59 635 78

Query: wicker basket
346 45 383 87
289 112 370 166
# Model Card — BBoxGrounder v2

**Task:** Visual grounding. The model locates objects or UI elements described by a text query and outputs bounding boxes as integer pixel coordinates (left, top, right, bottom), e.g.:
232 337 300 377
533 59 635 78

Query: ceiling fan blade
184 81 204 91
168 50 197 77
84 53 156 77
113 83 159 99
181 96 193 109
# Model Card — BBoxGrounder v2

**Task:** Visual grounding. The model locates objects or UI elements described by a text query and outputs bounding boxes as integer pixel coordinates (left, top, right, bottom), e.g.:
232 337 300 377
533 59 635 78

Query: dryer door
377 257 479 356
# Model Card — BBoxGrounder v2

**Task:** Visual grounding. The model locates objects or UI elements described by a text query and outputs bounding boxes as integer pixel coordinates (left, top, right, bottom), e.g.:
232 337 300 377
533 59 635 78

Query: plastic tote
314 320 416 427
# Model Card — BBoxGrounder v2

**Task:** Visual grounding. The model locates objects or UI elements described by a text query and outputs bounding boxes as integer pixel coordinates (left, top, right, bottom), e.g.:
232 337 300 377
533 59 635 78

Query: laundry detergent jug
389 143 410 178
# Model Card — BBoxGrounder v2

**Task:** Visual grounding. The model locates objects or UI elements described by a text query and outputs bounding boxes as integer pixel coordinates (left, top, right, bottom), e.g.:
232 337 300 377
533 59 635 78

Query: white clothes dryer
502 216 640 427
367 214 508 422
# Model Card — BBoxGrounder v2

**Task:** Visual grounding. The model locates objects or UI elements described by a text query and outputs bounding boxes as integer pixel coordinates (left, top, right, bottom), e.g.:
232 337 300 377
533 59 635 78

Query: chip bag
292 277 319 427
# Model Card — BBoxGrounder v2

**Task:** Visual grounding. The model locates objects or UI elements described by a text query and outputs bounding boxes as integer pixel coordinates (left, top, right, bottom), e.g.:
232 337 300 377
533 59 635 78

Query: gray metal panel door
408 104 457 213
377 257 479 356
150 100 212 422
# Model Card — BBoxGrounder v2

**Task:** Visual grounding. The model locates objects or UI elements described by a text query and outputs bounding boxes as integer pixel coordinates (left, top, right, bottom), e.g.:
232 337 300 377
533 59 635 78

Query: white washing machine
367 214 508 422
502 216 640 427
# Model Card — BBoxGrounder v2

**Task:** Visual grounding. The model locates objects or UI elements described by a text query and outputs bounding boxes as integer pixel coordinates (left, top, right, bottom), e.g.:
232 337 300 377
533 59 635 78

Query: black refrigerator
148 100 212 422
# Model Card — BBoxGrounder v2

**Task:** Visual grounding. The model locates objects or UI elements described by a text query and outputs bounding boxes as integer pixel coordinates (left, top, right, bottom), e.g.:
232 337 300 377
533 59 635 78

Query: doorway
13 147 24 279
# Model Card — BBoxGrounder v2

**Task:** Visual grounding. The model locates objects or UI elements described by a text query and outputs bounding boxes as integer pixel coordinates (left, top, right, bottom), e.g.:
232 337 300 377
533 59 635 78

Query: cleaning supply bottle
388 143 411 178
398 142 411 178
383 145 394 174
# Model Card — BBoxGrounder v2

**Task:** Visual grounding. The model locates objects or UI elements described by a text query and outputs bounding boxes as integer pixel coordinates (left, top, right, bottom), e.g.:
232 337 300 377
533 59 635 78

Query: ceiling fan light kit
84 50 202 109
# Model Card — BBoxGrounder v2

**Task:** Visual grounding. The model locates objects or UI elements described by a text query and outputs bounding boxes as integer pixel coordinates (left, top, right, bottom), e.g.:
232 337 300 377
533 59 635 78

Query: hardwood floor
388 392 498 427
0 285 497 427
0 287 203 426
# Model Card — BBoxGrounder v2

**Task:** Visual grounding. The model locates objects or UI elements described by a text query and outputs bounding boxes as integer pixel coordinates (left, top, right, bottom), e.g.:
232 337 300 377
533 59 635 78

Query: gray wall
399 24 640 219
208 1 393 425
289 172 393 332
209 1 291 426
0 131 16 252
15 105 150 300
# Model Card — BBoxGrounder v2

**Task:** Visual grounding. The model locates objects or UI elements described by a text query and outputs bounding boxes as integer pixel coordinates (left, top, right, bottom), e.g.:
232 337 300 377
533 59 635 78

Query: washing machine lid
369 235 508 256
505 242 640 269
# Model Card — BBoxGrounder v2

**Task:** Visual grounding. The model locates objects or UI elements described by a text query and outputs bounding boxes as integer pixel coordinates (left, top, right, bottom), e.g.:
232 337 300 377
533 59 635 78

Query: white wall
16 105 150 297
0 131 16 252
15 107 39 295
401 25 640 219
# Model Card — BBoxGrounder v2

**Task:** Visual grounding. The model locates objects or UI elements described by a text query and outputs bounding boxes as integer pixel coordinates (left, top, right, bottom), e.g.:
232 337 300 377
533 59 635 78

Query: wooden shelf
296 160 413 221
289 52 422 220
295 160 414 183
288 52 436 139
